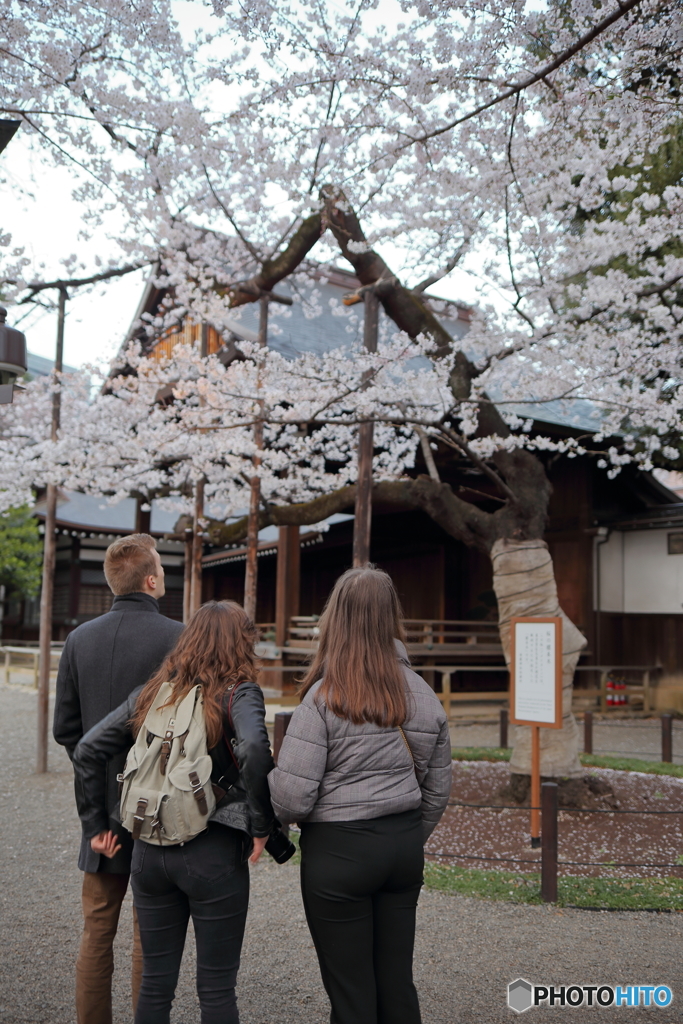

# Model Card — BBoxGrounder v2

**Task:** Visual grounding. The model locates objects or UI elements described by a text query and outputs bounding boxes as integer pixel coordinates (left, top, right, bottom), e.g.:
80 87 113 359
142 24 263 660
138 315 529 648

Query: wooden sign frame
510 616 563 729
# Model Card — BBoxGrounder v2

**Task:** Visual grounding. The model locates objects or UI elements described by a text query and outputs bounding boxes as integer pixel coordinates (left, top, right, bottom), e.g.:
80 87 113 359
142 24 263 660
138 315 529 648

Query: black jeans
300 809 424 1024
130 823 249 1024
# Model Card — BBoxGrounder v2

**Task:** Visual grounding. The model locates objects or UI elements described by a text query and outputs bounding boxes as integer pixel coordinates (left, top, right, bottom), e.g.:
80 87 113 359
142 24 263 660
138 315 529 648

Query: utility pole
352 289 379 567
244 294 268 622
37 286 66 773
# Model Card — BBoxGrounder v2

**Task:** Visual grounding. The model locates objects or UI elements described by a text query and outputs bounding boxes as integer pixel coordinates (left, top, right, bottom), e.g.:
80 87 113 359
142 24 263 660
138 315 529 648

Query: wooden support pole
584 710 593 754
352 290 379 567
499 707 508 749
244 295 268 620
135 498 151 535
541 782 558 903
530 724 541 848
662 714 673 764
68 536 81 625
244 471 261 621
183 527 193 623
37 286 66 773
190 479 205 616
353 420 374 568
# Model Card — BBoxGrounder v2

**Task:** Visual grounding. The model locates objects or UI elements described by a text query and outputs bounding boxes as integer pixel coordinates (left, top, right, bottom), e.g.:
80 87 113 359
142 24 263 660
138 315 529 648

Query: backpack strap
398 725 419 779
209 681 248 797
222 680 246 771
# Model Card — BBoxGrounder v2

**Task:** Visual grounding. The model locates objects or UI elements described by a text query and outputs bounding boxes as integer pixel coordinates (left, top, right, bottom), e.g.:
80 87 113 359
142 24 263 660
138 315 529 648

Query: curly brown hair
131 600 259 748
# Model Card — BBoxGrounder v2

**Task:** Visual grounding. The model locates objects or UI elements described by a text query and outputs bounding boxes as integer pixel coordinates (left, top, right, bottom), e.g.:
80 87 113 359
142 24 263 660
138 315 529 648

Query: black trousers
300 808 424 1024
130 823 249 1024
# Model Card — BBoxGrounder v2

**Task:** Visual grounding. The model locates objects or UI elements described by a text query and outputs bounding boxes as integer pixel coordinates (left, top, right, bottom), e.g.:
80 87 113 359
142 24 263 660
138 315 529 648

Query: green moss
424 863 683 911
451 747 512 762
580 754 683 778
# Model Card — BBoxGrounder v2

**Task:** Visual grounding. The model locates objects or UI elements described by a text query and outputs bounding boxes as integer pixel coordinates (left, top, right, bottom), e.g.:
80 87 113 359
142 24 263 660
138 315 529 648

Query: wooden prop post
183 526 193 623
509 616 563 848
352 290 379 567
244 294 268 621
242 289 292 618
190 478 205 616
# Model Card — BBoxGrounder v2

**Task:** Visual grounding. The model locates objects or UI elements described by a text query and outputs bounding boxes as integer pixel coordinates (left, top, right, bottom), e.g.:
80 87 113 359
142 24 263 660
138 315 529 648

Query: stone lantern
0 307 28 404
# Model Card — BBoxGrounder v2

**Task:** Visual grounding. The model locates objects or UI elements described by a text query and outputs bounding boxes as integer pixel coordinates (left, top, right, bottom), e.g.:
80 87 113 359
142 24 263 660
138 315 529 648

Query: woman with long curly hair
269 566 452 1024
73 601 276 1024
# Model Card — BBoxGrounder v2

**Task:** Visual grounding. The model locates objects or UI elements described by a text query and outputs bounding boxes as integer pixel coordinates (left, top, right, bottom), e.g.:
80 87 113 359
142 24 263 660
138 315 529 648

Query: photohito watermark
508 979 673 1013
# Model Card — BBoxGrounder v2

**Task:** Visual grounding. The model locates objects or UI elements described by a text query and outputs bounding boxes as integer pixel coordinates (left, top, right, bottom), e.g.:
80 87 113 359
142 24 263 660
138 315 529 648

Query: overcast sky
0 0 486 370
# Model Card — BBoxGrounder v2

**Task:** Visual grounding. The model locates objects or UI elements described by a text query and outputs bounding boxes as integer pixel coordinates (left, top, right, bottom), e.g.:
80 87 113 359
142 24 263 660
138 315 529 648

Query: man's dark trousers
54 592 183 1024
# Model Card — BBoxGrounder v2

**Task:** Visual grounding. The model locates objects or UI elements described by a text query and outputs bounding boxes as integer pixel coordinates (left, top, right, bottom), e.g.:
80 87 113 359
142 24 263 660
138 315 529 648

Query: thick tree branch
222 213 324 307
320 184 509 441
200 478 494 550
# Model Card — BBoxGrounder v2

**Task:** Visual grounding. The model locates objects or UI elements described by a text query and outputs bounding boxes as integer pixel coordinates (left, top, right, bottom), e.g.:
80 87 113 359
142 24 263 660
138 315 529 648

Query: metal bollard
661 714 673 764
541 782 558 903
499 707 508 749
584 711 593 755
273 710 294 764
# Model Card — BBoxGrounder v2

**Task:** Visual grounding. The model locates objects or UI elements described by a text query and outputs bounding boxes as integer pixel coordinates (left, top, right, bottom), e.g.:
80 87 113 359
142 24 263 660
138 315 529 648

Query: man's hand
91 830 122 859
249 836 268 865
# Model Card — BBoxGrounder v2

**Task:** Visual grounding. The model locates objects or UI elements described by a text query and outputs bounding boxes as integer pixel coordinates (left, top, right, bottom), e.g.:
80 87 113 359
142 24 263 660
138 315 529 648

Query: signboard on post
509 616 563 847
510 617 563 729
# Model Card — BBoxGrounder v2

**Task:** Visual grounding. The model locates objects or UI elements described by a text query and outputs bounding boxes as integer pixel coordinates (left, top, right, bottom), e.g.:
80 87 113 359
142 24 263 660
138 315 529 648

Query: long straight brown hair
131 600 259 748
300 565 407 726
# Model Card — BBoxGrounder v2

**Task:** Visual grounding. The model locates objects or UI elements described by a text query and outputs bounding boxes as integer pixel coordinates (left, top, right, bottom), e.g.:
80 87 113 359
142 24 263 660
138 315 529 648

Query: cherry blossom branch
401 0 645 147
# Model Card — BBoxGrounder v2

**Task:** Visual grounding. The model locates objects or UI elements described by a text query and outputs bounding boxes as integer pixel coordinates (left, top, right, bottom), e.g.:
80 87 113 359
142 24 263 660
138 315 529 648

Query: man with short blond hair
54 532 184 1024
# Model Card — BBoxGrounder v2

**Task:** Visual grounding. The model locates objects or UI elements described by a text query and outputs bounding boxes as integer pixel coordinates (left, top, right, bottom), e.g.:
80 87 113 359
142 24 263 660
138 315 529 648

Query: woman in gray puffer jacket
269 566 451 1024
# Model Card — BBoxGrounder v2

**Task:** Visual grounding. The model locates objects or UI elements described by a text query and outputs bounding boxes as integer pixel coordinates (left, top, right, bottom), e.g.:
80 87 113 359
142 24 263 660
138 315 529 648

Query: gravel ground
2 683 683 1024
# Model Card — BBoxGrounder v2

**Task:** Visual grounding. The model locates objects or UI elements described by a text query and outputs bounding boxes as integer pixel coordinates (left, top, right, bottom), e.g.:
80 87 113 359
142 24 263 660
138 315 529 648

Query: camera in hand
265 827 296 864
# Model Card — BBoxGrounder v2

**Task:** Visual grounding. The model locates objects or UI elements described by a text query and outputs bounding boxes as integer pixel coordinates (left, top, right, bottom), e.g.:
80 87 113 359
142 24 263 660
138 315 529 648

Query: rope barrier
587 750 683 759
447 801 683 814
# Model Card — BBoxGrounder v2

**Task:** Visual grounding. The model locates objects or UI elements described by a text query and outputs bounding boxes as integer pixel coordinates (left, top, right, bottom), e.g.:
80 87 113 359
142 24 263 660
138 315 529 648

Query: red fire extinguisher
606 674 615 707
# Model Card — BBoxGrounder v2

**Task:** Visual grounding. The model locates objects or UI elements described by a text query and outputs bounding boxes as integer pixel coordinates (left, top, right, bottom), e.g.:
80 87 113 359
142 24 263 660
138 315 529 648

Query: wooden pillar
183 527 193 623
275 525 301 648
37 285 66 774
68 536 81 625
352 290 379 568
190 480 205 615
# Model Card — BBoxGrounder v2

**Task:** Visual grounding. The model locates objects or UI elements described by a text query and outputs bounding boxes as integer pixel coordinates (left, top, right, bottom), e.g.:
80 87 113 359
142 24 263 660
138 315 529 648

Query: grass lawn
424 862 683 911
451 747 683 779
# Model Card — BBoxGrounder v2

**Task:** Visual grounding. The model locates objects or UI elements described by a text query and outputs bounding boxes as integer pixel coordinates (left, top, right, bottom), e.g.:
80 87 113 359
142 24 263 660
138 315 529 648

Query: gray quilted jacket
268 641 452 842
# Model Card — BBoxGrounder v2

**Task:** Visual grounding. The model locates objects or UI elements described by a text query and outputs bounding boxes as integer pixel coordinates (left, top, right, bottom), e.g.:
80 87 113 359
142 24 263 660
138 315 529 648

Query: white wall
597 528 683 614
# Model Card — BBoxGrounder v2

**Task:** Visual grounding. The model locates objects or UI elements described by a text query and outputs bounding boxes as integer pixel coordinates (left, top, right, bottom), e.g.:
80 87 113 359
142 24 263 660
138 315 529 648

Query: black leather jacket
73 680 276 841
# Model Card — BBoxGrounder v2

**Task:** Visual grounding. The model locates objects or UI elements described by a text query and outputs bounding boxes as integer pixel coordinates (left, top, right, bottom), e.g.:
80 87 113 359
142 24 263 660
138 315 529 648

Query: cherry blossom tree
1 0 682 778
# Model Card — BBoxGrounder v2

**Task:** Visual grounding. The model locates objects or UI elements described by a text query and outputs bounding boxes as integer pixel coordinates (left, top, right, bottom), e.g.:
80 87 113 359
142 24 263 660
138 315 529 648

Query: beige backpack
118 681 216 845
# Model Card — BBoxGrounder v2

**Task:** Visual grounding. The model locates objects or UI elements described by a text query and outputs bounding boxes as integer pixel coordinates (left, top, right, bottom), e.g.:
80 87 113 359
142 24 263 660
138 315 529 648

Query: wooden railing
1 644 63 687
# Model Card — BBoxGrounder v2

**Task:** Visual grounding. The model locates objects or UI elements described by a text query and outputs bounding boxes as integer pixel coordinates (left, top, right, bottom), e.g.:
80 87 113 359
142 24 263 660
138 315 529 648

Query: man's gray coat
53 592 184 873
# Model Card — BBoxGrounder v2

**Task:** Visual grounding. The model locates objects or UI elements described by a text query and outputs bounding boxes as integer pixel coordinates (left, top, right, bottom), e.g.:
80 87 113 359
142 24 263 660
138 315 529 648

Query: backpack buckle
132 798 148 840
